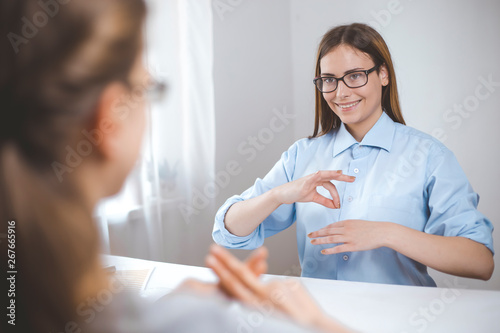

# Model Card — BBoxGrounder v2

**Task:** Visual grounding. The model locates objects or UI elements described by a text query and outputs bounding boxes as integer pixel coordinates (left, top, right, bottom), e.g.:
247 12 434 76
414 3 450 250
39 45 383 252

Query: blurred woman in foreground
0 0 351 332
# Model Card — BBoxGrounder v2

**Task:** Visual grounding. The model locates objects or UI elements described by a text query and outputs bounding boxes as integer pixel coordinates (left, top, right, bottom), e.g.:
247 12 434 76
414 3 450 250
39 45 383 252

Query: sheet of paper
114 267 156 293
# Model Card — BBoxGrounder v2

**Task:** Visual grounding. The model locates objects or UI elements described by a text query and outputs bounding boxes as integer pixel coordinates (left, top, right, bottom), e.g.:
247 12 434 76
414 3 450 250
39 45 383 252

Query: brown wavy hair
311 23 405 138
0 0 146 332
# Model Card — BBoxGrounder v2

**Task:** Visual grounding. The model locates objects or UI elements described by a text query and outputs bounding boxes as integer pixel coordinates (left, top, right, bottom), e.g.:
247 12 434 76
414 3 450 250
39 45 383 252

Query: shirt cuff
212 196 260 248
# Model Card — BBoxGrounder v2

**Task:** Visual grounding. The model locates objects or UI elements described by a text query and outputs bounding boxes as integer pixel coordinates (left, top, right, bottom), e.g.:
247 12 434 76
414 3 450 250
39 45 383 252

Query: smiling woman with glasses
213 23 494 289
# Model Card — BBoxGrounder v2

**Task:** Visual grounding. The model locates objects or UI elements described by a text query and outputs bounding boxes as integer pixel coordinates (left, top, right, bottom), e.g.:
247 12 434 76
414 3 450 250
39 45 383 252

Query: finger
252 260 268 276
310 235 344 245
247 250 268 276
321 244 350 255
206 254 254 301
322 181 340 208
315 170 356 183
205 254 258 303
209 245 266 297
308 221 344 238
245 247 269 276
311 192 336 209
308 227 343 238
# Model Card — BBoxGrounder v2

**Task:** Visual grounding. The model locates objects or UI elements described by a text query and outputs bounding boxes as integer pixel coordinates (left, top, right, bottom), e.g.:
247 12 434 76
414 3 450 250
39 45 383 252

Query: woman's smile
335 99 362 112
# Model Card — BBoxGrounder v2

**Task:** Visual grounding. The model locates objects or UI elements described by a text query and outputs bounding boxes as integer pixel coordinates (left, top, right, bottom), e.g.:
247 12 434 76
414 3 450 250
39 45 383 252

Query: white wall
213 0 500 290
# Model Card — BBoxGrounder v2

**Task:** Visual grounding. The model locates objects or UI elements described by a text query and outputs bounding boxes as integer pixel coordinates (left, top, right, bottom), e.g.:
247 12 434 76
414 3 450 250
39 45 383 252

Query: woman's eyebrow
321 67 364 77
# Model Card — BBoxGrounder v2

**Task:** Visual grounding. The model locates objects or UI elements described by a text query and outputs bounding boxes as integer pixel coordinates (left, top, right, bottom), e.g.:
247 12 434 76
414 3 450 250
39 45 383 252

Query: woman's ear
88 82 129 162
379 64 389 86
80 80 146 197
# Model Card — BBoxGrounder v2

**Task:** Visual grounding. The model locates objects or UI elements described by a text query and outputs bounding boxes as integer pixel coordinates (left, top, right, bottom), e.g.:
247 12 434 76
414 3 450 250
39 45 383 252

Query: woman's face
320 44 388 138
113 53 148 186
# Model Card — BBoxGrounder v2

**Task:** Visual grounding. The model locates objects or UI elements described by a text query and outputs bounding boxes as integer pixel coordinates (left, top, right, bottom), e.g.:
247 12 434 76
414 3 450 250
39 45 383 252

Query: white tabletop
102 255 500 333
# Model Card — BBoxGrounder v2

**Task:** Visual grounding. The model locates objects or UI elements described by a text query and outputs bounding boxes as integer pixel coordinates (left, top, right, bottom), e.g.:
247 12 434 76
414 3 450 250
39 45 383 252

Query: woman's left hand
308 219 391 254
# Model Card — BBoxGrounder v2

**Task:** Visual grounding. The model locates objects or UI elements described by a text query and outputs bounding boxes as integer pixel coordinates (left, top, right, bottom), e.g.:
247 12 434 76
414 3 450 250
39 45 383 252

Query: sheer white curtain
95 0 215 264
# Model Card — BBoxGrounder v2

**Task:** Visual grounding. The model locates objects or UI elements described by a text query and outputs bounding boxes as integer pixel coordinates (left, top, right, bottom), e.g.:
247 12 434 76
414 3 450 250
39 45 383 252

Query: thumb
245 247 269 276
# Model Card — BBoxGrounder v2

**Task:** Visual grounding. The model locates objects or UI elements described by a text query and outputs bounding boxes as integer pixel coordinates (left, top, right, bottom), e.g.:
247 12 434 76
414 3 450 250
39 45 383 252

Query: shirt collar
333 112 396 157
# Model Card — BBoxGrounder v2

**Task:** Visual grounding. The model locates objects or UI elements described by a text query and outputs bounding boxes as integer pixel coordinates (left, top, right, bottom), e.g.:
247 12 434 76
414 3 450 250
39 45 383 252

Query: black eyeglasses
143 76 168 102
127 74 168 104
313 64 379 93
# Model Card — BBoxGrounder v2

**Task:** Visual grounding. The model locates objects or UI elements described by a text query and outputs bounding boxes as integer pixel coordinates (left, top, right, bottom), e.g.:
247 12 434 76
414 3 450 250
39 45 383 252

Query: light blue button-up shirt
213 112 494 286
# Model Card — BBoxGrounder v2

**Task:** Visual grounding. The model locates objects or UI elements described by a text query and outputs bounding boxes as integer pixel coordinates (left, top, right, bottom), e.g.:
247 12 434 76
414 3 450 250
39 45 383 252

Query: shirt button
347 196 353 202
353 168 359 174
343 254 349 261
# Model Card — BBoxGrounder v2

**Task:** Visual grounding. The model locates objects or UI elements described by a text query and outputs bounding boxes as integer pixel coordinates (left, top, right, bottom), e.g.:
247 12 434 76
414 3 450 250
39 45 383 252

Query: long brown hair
311 23 405 138
0 0 146 331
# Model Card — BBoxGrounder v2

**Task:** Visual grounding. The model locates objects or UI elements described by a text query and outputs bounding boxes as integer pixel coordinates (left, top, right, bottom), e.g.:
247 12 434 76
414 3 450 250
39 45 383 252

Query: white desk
102 255 500 333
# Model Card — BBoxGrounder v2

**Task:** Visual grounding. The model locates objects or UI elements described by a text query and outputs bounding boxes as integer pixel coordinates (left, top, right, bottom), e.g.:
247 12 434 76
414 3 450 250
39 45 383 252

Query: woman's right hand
223 170 355 237
271 170 355 209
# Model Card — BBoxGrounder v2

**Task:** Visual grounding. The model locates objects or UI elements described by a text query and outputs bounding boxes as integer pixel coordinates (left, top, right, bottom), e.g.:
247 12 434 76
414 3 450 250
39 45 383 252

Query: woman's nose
335 80 351 99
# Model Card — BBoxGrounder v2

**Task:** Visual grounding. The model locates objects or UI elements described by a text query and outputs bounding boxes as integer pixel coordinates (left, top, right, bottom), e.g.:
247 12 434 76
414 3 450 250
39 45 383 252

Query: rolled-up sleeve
424 146 494 254
212 142 300 249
